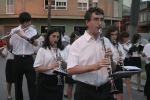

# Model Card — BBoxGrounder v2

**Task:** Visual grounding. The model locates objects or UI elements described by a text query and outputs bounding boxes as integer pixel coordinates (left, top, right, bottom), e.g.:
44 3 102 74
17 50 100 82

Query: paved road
0 57 147 100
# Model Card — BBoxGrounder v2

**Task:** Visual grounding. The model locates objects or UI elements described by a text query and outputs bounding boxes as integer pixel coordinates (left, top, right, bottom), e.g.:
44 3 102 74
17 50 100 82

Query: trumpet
99 29 118 94
113 40 124 67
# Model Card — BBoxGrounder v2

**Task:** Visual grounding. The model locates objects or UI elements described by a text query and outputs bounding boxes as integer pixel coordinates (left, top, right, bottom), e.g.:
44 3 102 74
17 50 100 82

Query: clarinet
113 40 124 67
99 29 118 94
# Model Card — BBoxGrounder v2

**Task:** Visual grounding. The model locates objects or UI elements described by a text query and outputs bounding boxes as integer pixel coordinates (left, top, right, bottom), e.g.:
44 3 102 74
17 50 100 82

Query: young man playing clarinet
67 7 117 100
6 12 38 100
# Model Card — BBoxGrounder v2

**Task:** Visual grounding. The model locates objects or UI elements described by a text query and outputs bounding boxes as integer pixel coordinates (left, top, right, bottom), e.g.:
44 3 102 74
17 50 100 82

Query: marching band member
6 12 38 100
65 31 81 100
119 31 133 100
67 7 117 100
34 27 68 100
105 25 125 100
142 38 150 99
129 34 143 92
0 33 14 100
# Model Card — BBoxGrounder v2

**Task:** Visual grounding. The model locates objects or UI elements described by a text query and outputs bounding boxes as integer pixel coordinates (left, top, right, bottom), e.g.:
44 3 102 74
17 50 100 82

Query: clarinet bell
110 80 118 94
57 74 63 85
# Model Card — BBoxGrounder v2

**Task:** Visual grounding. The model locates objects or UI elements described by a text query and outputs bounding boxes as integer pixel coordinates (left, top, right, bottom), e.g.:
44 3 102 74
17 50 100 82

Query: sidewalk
123 71 146 87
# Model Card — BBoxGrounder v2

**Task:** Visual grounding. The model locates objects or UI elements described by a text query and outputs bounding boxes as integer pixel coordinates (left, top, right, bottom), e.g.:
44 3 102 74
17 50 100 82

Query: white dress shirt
2 48 14 60
131 43 141 57
67 31 116 86
9 25 37 55
113 43 125 61
34 47 68 75
143 43 150 64
34 36 44 53
122 42 132 58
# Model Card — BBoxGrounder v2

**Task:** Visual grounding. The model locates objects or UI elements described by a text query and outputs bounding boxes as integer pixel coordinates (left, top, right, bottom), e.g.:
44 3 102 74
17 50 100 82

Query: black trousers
144 63 150 100
74 81 114 100
13 55 36 100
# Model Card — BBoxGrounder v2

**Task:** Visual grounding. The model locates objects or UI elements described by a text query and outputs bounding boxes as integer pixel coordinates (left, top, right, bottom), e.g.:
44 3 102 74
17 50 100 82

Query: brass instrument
53 44 68 85
113 40 124 67
99 29 118 94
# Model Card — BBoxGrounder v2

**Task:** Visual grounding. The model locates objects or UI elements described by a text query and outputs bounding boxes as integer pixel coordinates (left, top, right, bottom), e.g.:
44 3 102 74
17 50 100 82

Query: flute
0 27 29 40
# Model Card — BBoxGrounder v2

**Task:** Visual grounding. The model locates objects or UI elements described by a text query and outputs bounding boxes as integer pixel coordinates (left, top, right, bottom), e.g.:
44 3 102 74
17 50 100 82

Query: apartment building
0 0 123 36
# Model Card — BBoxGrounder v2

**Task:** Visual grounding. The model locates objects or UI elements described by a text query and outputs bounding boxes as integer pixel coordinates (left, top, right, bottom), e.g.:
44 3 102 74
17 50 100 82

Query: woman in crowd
34 27 68 100
105 25 125 100
119 31 133 100
0 33 14 100
65 31 81 100
129 33 143 92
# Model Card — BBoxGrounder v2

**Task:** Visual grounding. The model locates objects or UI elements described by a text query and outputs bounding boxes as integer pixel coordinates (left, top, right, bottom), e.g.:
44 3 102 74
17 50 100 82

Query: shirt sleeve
2 48 8 56
119 43 125 60
143 44 150 58
34 48 45 68
67 42 79 69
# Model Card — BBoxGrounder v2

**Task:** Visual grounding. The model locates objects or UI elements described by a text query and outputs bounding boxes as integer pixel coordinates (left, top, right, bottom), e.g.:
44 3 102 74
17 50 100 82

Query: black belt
14 55 32 58
77 81 109 91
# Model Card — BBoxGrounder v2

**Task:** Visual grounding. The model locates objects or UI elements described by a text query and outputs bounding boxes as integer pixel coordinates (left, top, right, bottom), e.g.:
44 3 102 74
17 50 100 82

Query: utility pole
47 0 51 31
129 0 140 40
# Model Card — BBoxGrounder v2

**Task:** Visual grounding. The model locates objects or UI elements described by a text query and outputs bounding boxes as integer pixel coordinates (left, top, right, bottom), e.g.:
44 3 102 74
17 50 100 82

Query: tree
129 0 141 40
47 0 51 31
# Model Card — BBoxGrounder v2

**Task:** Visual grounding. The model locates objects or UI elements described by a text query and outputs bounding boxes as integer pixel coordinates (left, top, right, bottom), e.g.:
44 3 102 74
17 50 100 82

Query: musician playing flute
67 7 117 100
6 12 38 100
105 25 125 100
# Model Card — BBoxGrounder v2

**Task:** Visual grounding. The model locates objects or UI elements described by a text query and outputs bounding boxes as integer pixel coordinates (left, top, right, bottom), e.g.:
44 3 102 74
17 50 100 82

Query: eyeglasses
92 18 104 24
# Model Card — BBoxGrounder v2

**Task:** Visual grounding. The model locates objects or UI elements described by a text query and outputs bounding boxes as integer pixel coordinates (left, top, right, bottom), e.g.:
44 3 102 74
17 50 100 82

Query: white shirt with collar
131 43 141 57
67 31 116 87
2 47 14 60
34 47 68 75
113 43 125 61
122 42 132 58
9 25 37 55
143 43 150 64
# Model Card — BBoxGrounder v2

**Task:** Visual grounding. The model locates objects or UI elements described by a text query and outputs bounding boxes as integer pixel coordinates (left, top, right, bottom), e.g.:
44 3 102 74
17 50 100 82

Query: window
93 0 98 7
41 26 65 34
114 0 119 17
44 0 67 10
140 13 143 22
6 0 14 14
148 12 150 21
143 12 147 22
78 0 88 11
74 26 87 35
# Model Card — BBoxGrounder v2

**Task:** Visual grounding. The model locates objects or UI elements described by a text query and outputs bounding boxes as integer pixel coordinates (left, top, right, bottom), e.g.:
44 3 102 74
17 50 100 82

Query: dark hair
42 27 64 50
119 31 130 43
70 31 81 45
131 34 141 44
19 12 31 24
84 7 104 21
105 25 119 42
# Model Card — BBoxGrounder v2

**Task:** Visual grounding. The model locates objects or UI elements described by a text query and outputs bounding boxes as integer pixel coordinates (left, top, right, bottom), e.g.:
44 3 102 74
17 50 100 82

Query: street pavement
0 56 147 100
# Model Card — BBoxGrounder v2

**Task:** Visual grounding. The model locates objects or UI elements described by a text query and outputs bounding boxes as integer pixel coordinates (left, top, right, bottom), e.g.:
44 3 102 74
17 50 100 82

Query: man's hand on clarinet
94 58 111 70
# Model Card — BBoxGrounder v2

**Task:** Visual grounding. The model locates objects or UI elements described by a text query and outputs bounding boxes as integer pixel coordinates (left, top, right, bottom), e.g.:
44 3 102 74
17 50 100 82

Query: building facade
0 0 123 36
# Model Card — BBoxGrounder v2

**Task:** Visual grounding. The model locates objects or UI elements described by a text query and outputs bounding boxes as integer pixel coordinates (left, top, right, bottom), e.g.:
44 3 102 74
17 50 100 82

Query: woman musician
105 25 125 100
34 27 68 100
129 34 143 92
0 32 14 100
119 31 133 100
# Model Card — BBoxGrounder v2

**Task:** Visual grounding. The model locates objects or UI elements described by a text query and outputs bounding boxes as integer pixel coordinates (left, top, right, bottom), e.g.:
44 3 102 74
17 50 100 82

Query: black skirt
35 72 64 100
5 59 14 83
65 76 76 84
129 57 142 68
